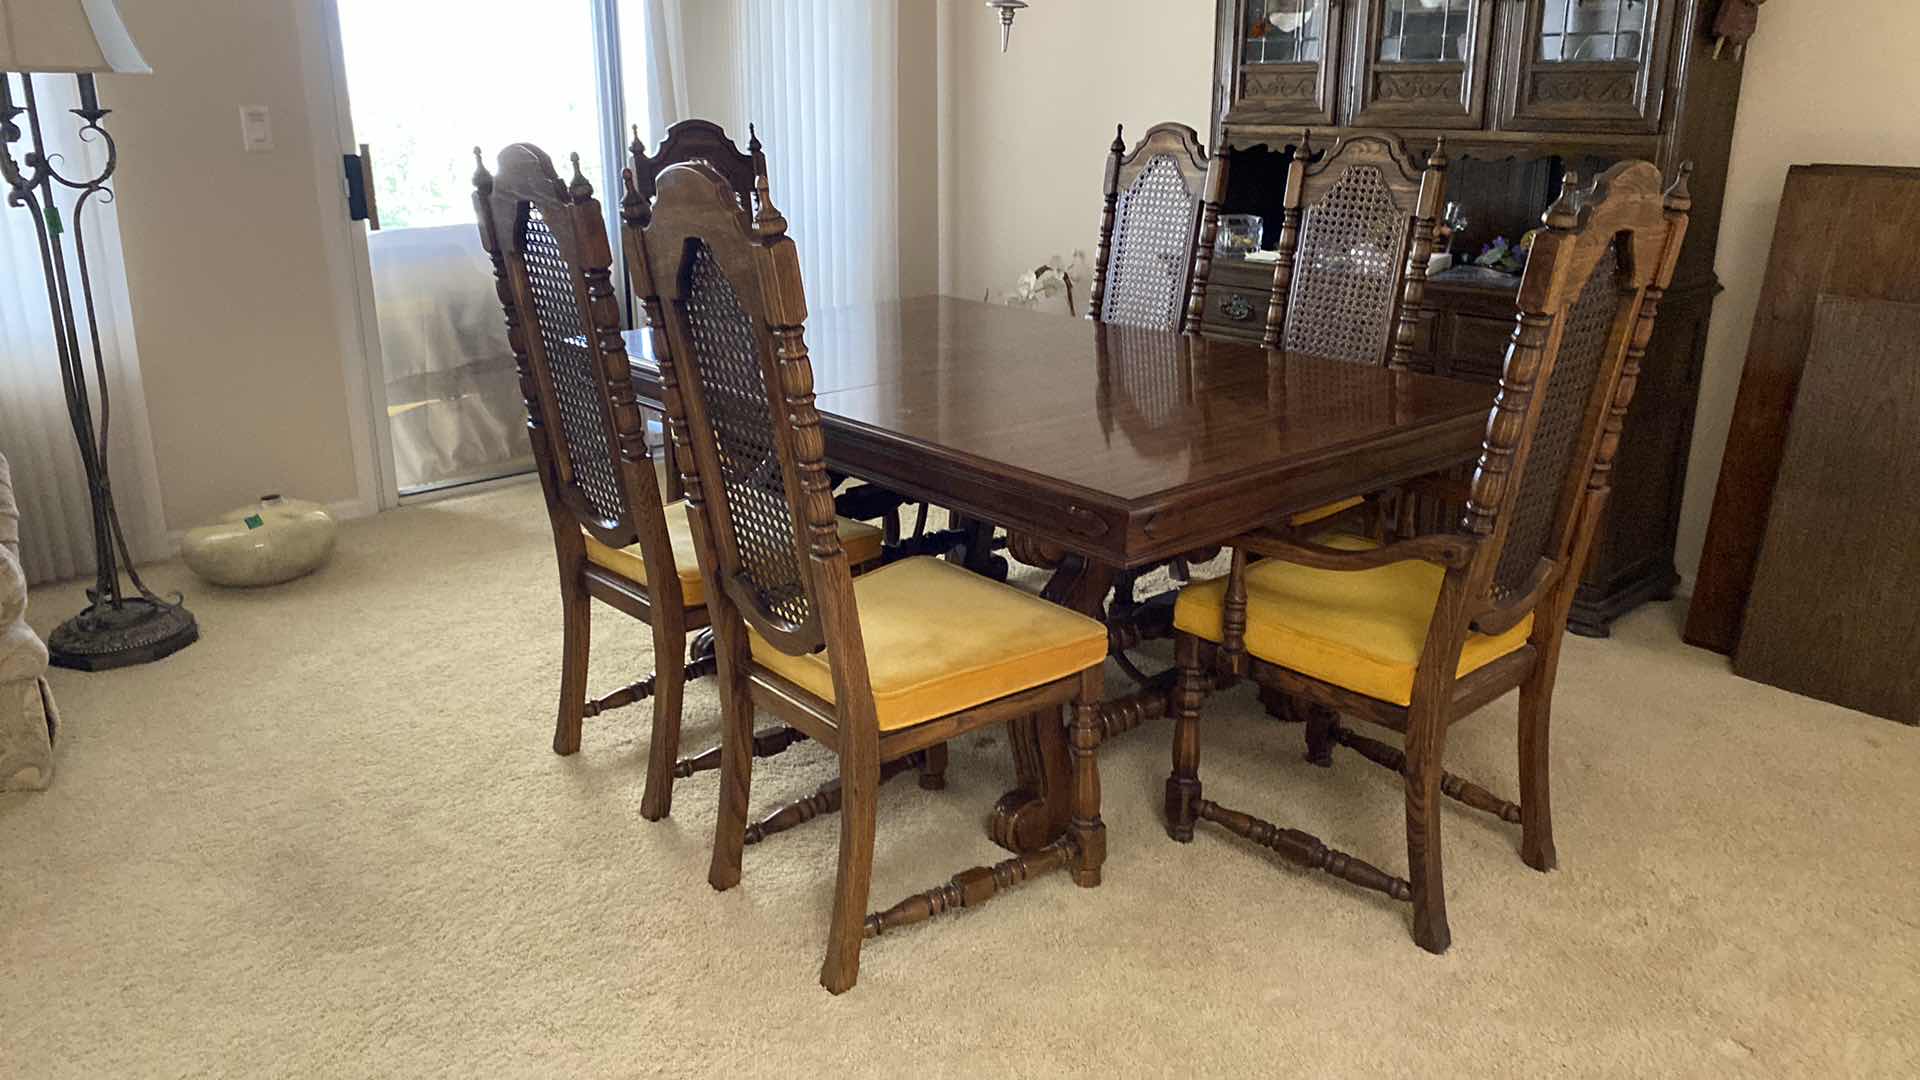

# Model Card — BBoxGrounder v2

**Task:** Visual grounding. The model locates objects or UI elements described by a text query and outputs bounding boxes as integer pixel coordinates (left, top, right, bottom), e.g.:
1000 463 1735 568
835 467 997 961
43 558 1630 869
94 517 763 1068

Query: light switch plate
239 105 273 152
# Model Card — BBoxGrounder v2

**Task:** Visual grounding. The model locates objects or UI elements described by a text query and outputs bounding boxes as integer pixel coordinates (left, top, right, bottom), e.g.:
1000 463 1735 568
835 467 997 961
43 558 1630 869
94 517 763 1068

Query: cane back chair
1089 122 1228 334
1259 133 1451 534
472 143 886 821
630 118 927 549
630 160 1110 994
1263 132 1449 364
1067 123 1229 614
1165 161 1691 953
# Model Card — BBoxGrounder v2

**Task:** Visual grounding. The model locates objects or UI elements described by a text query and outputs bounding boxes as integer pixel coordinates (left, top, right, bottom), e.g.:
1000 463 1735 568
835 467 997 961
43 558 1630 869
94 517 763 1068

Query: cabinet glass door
1499 0 1673 133
1231 0 1343 126
1347 0 1496 129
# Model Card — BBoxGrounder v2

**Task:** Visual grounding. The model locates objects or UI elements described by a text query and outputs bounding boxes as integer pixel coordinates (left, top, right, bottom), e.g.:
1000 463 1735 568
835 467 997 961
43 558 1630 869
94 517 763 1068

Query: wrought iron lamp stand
1 71 196 670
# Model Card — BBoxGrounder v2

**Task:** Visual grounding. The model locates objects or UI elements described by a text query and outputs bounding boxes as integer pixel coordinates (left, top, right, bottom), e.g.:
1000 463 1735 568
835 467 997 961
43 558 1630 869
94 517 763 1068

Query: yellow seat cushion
749 557 1108 732
583 503 884 608
1288 495 1366 528
1174 534 1532 708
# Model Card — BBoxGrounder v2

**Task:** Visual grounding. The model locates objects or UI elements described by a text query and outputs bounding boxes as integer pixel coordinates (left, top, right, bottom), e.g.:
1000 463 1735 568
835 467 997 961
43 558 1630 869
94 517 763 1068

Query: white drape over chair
737 0 900 310
0 76 167 587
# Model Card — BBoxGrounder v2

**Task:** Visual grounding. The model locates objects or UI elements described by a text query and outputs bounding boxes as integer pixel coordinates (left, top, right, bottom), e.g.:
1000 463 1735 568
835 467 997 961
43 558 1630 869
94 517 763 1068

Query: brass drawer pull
1218 293 1255 321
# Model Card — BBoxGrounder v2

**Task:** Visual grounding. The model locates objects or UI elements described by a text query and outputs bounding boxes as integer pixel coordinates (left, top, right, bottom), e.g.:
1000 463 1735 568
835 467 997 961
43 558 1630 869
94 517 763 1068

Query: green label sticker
244 514 265 530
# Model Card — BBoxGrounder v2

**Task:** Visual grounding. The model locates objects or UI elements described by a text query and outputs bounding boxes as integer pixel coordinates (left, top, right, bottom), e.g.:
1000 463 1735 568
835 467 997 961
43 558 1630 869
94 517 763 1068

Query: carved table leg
952 515 1008 581
989 552 1114 855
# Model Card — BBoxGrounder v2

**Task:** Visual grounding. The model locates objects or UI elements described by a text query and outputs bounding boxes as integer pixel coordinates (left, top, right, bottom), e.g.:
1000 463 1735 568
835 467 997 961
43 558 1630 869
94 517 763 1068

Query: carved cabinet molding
1347 0 1498 130
1497 0 1677 133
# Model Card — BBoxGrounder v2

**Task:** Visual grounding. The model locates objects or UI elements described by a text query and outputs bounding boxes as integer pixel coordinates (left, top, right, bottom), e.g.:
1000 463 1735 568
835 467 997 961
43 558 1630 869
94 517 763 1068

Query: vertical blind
736 0 900 311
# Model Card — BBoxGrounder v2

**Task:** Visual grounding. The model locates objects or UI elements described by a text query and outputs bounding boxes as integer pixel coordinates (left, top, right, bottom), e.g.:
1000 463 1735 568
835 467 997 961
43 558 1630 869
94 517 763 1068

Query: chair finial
620 166 643 221
1545 170 1583 229
753 171 788 240
568 152 593 199
1428 135 1449 170
630 124 644 159
1110 123 1126 155
1666 161 1695 213
748 123 763 155
471 147 491 193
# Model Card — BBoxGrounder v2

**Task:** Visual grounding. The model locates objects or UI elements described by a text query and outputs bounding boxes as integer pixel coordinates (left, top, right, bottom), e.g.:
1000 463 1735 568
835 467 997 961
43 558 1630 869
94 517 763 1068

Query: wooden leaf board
1686 165 1920 654
1732 297 1920 725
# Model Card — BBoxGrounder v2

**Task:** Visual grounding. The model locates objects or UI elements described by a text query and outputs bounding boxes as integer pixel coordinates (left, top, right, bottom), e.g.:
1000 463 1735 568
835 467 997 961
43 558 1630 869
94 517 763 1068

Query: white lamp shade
0 0 150 74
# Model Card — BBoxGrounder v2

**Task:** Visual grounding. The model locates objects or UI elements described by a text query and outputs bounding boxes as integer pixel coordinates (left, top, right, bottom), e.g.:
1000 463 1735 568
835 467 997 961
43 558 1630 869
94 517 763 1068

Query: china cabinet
1208 0 1748 635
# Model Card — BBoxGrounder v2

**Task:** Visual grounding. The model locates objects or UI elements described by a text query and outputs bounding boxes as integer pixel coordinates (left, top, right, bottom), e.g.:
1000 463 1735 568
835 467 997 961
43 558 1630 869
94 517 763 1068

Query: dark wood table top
625 296 1496 569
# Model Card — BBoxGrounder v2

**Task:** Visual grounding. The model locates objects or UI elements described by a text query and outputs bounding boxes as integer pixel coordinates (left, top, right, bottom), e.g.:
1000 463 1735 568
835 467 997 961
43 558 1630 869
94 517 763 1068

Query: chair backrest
1088 122 1227 334
627 119 769 226
472 143 678 591
1461 160 1691 630
625 160 868 677
1263 133 1448 366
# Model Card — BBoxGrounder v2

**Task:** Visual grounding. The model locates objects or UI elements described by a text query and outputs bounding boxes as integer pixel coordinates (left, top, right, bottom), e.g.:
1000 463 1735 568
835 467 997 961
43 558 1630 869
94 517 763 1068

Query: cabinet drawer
1200 282 1272 342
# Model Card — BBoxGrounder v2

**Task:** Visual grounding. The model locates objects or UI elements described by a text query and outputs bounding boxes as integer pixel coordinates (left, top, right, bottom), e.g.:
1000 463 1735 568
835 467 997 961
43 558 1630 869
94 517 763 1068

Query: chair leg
917 741 949 791
820 750 881 995
638 622 689 822
1403 704 1452 955
707 634 756 893
1303 704 1338 768
1518 662 1558 873
1165 634 1206 843
553 567 590 757
1069 667 1107 887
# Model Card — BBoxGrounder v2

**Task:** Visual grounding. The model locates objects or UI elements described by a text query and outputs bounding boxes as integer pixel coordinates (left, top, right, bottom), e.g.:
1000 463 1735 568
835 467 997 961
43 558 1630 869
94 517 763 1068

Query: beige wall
1674 0 1920 582
113 0 363 531
940 1 1217 306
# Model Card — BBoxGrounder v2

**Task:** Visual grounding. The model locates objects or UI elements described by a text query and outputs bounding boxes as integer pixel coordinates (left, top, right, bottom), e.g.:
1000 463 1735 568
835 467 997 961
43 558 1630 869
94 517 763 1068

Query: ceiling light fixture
986 0 1028 52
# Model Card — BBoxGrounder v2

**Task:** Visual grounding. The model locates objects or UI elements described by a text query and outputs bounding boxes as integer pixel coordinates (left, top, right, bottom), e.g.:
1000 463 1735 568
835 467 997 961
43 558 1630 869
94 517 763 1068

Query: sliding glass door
327 0 648 498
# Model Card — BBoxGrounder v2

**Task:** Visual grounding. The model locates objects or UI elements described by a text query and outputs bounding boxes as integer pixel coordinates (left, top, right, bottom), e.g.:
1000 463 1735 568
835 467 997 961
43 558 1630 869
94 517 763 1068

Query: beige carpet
2 481 1915 1078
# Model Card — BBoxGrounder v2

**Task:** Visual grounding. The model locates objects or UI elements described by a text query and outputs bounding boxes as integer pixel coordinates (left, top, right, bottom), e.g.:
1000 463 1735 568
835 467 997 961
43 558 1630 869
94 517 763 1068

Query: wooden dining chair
1263 132 1448 363
1071 122 1228 613
1165 161 1691 953
629 159 1112 994
1258 133 1450 535
472 143 887 822
629 118 768 222
1089 121 1228 334
630 118 931 553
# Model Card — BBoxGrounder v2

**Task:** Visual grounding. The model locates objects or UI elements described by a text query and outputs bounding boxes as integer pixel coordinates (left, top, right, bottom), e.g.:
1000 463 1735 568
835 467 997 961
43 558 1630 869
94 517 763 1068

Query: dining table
624 295 1497 856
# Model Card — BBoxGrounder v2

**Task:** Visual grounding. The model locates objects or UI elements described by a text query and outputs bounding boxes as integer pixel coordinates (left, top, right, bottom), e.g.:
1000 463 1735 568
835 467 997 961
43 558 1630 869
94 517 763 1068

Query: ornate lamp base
47 598 198 672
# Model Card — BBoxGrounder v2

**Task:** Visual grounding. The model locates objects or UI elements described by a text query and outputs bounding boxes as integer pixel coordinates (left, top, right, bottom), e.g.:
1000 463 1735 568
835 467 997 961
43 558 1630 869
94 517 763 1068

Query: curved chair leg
917 741 949 791
1069 666 1107 887
821 745 881 995
1518 661 1558 872
1403 703 1451 954
553 567 590 757
707 630 756 893
1165 634 1206 843
638 621 689 822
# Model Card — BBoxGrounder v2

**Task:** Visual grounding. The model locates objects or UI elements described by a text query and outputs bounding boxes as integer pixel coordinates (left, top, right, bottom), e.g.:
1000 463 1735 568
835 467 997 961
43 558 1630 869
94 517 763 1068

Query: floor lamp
1 0 196 670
